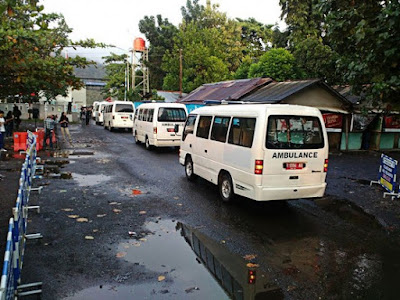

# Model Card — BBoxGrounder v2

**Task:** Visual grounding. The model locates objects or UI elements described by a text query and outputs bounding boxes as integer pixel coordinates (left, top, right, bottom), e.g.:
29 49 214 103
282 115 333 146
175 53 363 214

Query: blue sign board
378 154 398 193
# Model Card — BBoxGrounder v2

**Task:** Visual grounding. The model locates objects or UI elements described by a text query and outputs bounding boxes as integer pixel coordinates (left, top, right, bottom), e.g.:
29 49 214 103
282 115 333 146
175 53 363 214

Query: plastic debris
132 189 142 195
76 218 89 223
85 236 94 240
158 276 165 282
67 215 79 219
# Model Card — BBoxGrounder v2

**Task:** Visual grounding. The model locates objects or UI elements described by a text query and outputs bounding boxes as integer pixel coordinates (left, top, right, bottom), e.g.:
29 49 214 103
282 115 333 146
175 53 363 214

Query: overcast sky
40 0 284 55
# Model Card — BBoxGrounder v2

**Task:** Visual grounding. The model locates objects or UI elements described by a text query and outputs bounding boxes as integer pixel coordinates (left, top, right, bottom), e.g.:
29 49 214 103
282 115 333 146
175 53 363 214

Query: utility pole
179 49 183 98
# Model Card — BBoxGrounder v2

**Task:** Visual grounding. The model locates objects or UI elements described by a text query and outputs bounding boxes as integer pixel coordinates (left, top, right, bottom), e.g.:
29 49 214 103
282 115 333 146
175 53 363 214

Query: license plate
285 162 304 170
121 116 128 119
167 128 174 132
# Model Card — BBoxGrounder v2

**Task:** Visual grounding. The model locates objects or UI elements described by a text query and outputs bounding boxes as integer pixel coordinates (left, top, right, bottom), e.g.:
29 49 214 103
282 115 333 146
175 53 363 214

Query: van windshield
267 115 324 149
158 108 187 122
115 104 134 113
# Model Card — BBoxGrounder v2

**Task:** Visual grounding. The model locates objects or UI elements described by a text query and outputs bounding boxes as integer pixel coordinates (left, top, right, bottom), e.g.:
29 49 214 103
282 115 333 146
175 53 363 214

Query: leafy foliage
162 0 243 92
139 15 178 90
0 0 104 102
248 48 297 81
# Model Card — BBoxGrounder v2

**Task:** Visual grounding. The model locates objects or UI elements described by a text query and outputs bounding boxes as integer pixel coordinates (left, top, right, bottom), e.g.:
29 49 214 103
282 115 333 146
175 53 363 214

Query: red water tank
133 38 146 52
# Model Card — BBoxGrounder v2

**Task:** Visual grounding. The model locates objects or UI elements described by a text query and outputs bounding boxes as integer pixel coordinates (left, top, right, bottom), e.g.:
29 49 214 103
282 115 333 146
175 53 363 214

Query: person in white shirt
0 110 6 151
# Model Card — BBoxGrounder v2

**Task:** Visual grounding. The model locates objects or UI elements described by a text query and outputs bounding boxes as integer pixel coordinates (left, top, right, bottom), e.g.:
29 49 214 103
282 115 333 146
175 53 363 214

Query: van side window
183 115 197 141
211 117 230 143
196 116 212 139
143 109 148 122
148 109 154 122
228 118 256 148
138 109 143 121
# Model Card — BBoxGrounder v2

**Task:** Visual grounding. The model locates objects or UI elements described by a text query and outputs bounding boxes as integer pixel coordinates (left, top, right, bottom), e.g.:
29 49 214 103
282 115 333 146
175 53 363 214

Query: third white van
103 101 135 131
133 103 188 150
179 104 329 202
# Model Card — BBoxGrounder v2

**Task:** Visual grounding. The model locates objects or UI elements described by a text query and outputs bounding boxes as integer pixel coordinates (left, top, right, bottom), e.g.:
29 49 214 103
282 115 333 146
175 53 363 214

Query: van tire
219 173 234 203
185 157 196 181
145 136 152 150
134 132 140 144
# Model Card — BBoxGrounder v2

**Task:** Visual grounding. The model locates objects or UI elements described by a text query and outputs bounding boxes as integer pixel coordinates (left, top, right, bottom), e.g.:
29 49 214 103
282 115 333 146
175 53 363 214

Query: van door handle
205 149 207 153
189 144 192 148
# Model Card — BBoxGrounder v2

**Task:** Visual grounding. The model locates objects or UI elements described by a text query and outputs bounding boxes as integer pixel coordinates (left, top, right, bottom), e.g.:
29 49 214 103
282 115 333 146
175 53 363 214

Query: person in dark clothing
5 111 13 137
59 112 72 143
85 107 92 125
13 105 21 130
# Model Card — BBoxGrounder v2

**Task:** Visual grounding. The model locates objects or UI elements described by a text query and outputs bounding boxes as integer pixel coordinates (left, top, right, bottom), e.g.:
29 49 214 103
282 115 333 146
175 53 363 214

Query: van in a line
95 101 109 125
133 103 188 150
179 104 329 202
103 101 135 131
92 101 100 120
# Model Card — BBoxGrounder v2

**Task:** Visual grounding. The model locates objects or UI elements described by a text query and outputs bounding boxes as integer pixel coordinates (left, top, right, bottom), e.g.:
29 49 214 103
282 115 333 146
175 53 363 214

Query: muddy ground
1 121 400 299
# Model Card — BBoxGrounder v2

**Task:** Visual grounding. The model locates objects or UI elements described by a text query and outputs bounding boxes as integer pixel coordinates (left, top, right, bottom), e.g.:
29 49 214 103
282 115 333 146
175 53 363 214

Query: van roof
190 104 321 115
138 103 187 108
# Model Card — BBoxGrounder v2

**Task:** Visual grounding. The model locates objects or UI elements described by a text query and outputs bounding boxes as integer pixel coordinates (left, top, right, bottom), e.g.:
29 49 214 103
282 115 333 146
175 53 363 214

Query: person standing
0 111 6 151
5 111 14 137
13 105 21 130
44 115 55 150
59 112 72 144
85 107 92 126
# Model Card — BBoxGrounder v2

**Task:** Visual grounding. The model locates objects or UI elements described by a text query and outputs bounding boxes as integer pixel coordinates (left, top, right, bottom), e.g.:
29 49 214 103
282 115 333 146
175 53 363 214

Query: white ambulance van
179 104 329 202
95 101 109 125
103 101 135 131
133 103 187 150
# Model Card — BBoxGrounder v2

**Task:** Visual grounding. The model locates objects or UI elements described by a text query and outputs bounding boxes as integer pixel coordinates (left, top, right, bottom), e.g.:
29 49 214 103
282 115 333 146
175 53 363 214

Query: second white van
133 103 188 150
103 101 135 131
179 104 329 202
95 101 109 125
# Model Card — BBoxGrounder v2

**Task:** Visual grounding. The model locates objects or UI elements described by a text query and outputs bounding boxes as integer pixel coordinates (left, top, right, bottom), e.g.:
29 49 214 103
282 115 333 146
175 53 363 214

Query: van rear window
158 108 186 122
115 104 134 113
267 116 324 149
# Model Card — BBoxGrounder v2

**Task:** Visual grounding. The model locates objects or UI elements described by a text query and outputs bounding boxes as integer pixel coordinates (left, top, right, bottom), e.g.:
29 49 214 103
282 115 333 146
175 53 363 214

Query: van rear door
262 115 327 188
156 107 187 140
115 103 134 125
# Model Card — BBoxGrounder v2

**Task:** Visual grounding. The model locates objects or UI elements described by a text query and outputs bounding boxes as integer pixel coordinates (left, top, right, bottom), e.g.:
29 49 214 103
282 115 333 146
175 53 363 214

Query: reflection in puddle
64 220 283 300
72 173 111 187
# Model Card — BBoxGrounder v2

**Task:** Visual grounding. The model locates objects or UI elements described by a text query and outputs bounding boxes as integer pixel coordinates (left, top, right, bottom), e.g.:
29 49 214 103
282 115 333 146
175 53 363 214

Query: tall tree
162 0 243 92
102 53 141 101
237 18 273 58
138 15 178 90
0 0 102 102
321 0 400 103
248 48 297 81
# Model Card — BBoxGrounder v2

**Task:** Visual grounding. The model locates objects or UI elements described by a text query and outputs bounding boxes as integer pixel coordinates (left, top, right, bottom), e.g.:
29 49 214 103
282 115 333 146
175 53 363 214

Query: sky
40 0 285 58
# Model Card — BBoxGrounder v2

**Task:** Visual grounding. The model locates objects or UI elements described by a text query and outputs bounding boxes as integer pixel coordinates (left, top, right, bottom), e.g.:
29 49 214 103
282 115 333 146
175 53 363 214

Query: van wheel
145 137 152 150
219 173 234 203
134 132 140 144
185 157 196 181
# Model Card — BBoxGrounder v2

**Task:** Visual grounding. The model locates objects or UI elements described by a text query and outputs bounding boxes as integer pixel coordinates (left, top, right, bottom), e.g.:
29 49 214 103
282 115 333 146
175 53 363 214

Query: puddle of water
64 220 283 300
72 173 111 187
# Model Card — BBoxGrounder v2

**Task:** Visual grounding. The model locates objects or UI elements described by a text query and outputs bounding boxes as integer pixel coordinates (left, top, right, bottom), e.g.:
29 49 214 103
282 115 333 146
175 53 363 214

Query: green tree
0 0 103 102
236 18 273 58
139 15 178 90
321 0 400 103
162 0 243 92
248 48 297 81
102 53 141 101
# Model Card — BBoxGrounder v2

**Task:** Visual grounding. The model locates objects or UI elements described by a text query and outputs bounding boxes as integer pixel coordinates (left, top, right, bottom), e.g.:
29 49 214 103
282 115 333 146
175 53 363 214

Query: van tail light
248 270 256 284
324 159 328 172
255 160 263 175
153 127 157 134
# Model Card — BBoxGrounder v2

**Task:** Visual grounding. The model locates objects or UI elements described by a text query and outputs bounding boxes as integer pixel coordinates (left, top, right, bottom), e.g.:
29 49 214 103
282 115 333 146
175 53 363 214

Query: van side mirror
174 124 179 133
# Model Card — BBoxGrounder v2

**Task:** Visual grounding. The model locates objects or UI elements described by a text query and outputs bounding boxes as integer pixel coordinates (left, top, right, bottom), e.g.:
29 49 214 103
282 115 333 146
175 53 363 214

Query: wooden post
179 49 183 98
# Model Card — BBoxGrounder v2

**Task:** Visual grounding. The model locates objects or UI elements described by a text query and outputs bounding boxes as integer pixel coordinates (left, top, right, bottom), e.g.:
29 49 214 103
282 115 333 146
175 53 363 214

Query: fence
0 131 42 299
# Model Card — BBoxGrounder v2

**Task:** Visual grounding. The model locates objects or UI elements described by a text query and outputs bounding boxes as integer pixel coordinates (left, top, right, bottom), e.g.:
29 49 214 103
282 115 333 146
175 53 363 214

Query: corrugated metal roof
242 79 320 102
178 78 272 103
157 91 187 103
332 85 362 104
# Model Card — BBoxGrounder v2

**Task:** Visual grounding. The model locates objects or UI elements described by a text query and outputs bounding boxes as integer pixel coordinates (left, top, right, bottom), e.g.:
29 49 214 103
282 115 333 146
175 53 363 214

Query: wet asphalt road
22 123 400 300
